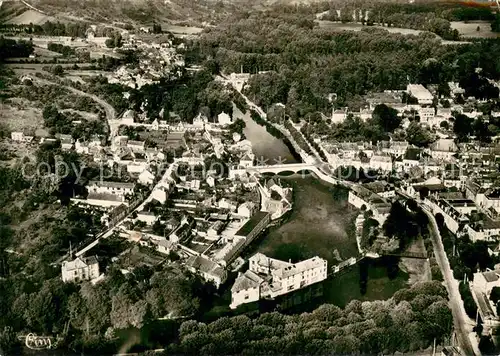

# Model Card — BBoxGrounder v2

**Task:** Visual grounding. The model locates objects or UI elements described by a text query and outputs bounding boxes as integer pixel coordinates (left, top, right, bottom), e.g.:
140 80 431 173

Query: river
237 108 409 308
234 106 298 165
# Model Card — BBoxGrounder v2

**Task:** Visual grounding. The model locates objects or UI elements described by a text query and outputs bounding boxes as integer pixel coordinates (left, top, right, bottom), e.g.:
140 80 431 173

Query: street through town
422 206 477 356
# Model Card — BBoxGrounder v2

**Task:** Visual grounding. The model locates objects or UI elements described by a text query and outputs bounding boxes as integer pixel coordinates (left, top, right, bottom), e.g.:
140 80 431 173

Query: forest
187 8 500 122
160 281 452 355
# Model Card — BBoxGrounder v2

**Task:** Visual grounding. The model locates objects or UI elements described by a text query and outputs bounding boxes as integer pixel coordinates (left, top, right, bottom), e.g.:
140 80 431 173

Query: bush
459 282 477 319
431 265 443 282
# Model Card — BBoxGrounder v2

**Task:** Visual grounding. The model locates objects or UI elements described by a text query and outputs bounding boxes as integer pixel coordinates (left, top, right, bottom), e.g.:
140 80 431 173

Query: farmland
451 20 500 38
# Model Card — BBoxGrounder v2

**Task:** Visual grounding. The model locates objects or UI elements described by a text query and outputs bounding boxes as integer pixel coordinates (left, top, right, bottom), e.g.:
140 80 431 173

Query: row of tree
161 281 452 355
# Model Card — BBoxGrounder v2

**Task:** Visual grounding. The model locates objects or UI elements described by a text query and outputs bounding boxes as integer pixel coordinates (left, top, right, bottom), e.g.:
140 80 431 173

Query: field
317 20 429 36
254 176 359 265
5 9 54 25
451 21 500 38
0 97 44 134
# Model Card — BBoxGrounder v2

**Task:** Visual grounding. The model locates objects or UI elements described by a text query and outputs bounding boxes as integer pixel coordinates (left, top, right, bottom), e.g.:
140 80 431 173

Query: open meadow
451 21 500 39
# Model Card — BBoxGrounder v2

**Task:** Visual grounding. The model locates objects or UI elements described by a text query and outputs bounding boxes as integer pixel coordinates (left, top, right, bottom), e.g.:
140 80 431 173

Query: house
11 132 33 143
430 138 458 161
151 186 169 204
127 140 146 153
230 270 264 309
331 108 348 123
180 151 204 166
57 134 74 150
185 255 227 288
448 82 465 98
217 112 232 125
239 153 254 168
87 181 135 197
471 269 500 331
237 201 256 218
61 256 100 283
127 160 148 174
234 212 271 244
206 220 225 240
138 169 155 185
418 107 436 126
407 84 433 105
75 140 90 154
369 154 392 171
230 253 327 309
121 109 136 125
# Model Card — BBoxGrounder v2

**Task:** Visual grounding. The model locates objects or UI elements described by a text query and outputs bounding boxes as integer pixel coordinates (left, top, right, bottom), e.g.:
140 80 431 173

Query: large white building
230 253 327 309
407 84 433 105
87 181 135 197
61 256 100 283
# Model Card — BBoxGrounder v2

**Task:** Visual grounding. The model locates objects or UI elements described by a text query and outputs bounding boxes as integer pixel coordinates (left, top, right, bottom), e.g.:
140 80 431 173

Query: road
33 78 120 142
422 205 477 356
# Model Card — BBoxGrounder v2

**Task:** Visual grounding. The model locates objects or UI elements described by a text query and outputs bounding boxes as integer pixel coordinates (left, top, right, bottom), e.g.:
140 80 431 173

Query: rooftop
234 211 270 238
273 256 327 279
231 270 264 293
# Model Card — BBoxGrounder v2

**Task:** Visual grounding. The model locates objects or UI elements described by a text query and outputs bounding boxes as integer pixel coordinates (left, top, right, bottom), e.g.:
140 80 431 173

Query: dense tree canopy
163 281 451 355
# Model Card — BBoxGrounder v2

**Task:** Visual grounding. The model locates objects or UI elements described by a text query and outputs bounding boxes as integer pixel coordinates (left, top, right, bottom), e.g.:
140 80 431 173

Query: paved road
422 206 477 356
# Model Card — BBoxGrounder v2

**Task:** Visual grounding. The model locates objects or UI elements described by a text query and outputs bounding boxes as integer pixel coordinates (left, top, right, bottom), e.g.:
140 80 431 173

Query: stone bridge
247 163 316 174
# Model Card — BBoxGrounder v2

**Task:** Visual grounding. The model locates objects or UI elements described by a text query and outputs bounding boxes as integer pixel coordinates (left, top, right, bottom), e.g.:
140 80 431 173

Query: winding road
33 78 121 142
422 205 478 356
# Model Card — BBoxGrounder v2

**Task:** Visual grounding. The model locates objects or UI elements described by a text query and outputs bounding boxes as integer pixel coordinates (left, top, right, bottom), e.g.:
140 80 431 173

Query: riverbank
233 105 301 164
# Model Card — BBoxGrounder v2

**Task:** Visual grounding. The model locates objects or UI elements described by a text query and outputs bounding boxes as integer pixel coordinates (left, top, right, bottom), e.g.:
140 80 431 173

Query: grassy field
451 21 500 39
317 20 428 36
5 9 54 25
255 176 359 265
0 97 44 133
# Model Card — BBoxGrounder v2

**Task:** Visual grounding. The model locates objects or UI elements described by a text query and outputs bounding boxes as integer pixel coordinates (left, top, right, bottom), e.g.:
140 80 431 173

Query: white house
61 256 100 283
217 112 232 126
138 169 155 185
11 132 33 143
418 107 436 126
369 154 392 171
331 108 348 123
152 186 169 204
137 211 158 225
430 139 458 161
239 153 254 168
407 84 433 105
121 109 136 125
237 201 256 218
230 270 264 309
87 181 135 197
230 253 327 309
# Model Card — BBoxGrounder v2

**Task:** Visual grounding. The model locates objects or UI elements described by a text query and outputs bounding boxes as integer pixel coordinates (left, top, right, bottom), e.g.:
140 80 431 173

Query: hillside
0 0 254 27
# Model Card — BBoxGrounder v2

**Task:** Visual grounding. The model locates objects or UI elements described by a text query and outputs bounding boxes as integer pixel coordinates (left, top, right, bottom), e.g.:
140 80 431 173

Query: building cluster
107 36 185 89
55 108 299 303
230 253 328 309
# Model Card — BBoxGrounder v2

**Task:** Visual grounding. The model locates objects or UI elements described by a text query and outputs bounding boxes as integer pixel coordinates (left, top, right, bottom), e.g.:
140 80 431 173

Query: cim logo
25 333 53 350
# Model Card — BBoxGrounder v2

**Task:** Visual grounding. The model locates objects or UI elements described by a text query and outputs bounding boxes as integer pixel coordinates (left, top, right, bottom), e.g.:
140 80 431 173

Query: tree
406 122 433 147
453 114 474 142
490 286 500 304
491 14 500 32
439 120 449 130
152 23 162 34
53 65 64 76
372 104 401 133
0 326 20 355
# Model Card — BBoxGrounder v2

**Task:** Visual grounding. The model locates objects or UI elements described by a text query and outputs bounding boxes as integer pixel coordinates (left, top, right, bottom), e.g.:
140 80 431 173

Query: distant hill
0 0 251 27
